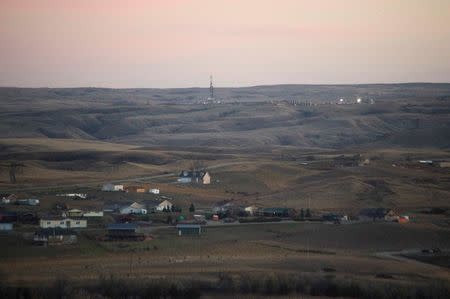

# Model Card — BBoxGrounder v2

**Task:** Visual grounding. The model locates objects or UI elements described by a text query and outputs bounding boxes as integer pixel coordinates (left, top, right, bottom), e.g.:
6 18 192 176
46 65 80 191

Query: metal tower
209 75 214 99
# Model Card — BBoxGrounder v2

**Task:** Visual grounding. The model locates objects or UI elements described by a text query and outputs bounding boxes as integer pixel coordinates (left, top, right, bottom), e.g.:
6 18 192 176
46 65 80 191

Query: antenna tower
209 75 214 99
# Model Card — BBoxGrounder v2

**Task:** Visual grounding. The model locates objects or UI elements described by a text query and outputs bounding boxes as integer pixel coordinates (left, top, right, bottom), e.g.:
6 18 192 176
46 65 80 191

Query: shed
176 224 202 236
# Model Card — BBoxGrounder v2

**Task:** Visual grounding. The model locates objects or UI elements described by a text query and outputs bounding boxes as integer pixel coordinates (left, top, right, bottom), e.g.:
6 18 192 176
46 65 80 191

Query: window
76 221 80 224
60 221 64 224
47 221 51 225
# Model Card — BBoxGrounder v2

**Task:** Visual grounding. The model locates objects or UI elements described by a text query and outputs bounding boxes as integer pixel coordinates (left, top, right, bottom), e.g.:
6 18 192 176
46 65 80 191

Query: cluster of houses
101 183 160 194
56 193 88 200
1 184 412 247
101 170 211 194
209 202 410 224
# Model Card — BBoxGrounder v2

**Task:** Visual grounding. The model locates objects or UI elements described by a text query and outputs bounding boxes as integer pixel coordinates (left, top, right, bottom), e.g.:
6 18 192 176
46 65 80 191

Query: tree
305 208 311 218
189 203 195 213
1 161 24 184
190 160 205 172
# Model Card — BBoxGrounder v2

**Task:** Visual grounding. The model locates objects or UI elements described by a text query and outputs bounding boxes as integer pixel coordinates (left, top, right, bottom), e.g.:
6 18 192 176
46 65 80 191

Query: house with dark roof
178 170 211 184
107 223 144 240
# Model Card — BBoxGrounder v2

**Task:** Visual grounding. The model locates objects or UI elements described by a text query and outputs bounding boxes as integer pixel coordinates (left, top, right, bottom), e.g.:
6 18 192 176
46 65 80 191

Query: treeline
1 273 449 299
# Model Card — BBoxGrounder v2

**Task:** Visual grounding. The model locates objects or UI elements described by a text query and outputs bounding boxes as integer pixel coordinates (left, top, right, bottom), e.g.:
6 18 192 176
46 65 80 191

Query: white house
102 183 124 192
155 200 173 212
40 218 87 229
120 202 147 215
149 188 160 194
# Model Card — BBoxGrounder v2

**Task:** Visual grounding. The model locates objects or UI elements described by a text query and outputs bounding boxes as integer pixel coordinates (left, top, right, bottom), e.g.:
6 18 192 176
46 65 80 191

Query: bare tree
1 161 25 184
190 160 205 172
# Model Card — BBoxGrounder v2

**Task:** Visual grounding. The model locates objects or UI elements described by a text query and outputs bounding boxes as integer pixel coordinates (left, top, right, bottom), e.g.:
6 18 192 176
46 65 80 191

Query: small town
1 168 412 247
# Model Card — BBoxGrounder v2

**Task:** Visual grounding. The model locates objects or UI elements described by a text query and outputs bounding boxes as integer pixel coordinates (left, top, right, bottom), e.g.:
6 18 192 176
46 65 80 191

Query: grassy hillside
1 84 450 149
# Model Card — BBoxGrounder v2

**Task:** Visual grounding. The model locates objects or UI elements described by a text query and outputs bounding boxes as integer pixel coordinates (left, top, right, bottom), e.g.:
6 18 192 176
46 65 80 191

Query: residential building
155 200 173 212
0 223 13 231
120 202 147 215
16 199 40 206
176 224 202 236
34 228 77 245
1 194 16 204
107 223 143 241
0 211 18 223
40 218 87 229
102 183 124 192
83 211 104 217
244 205 260 216
178 170 211 184
65 209 83 218
149 188 160 194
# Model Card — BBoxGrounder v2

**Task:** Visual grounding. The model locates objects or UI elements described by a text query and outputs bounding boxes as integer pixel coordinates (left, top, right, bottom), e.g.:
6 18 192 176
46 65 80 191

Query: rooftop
107 223 138 230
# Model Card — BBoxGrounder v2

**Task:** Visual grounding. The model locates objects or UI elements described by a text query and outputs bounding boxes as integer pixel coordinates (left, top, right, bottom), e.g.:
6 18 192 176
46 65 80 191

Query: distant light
357 98 362 103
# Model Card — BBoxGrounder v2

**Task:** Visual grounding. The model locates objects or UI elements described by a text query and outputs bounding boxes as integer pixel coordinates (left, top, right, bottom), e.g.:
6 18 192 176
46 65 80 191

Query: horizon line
1 81 450 90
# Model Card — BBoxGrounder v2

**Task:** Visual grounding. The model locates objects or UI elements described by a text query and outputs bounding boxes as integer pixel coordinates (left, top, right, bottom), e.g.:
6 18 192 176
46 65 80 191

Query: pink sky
1 0 449 87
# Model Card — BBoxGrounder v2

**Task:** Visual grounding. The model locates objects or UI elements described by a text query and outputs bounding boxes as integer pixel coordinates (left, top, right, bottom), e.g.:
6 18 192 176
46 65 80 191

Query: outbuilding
176 224 202 236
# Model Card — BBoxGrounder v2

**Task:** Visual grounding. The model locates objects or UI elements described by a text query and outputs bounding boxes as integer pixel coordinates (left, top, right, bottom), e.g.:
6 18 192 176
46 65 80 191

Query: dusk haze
1 0 450 87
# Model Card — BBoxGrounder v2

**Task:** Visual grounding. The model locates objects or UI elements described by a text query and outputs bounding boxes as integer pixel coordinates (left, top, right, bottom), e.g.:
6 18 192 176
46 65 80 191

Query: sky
0 0 449 88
